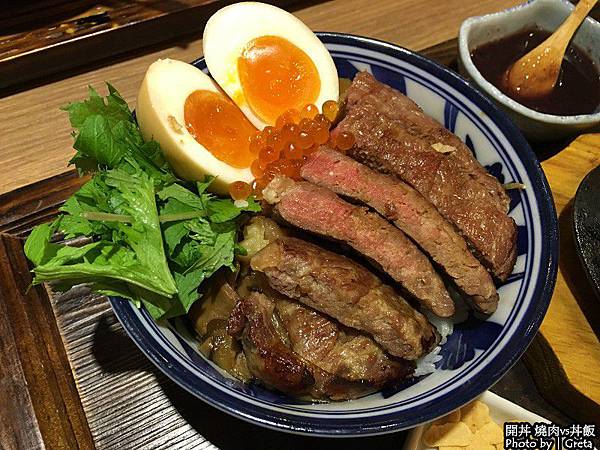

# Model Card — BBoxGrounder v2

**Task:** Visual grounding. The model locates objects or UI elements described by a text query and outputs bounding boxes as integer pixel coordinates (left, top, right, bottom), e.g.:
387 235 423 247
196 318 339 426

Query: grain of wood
50 287 219 450
540 134 600 405
0 163 572 449
0 235 95 450
0 293 45 450
0 0 520 196
2 1 599 446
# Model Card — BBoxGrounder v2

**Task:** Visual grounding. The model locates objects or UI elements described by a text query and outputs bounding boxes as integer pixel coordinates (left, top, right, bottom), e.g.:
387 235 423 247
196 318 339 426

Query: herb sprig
24 85 259 319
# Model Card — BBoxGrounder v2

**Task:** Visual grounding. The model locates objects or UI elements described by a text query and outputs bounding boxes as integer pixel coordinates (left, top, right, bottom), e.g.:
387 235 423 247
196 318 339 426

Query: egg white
203 2 339 129
137 58 254 194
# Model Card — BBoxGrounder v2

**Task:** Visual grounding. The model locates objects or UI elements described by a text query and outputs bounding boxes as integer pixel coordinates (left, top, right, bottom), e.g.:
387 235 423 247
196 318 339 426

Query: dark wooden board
0 0 304 91
0 39 577 449
0 171 572 449
0 234 94 449
0 230 572 447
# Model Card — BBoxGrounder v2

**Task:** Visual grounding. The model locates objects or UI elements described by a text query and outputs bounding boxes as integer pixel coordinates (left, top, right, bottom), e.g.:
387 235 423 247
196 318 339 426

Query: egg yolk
184 90 257 168
237 35 321 124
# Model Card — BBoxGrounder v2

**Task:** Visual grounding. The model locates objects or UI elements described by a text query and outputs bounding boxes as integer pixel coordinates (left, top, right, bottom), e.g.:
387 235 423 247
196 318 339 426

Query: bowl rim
110 31 559 437
458 0 600 125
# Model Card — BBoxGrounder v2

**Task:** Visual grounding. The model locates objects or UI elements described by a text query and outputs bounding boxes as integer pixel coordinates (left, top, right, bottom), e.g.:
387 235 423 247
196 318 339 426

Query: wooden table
0 0 525 196
1 0 599 448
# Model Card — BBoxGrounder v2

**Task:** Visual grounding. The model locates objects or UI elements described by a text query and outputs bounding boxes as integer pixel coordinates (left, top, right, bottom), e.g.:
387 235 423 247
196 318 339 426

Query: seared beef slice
337 71 517 281
251 237 438 360
228 292 315 396
228 291 411 399
302 148 498 314
262 176 454 317
275 297 413 396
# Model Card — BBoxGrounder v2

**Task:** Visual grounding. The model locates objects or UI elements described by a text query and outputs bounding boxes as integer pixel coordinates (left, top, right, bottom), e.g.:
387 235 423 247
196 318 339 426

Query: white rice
414 293 469 376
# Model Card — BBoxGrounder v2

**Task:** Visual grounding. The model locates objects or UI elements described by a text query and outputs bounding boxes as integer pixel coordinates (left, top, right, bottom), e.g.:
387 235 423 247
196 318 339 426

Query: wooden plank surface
0 170 571 450
0 234 95 450
0 0 521 195
536 135 600 416
1 0 599 447
0 1 303 90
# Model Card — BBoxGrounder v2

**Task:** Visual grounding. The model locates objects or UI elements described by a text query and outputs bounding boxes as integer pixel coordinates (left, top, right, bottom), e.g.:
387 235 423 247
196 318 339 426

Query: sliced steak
228 291 411 399
275 296 413 391
251 237 439 360
262 176 455 317
337 71 517 281
228 292 316 396
302 148 498 313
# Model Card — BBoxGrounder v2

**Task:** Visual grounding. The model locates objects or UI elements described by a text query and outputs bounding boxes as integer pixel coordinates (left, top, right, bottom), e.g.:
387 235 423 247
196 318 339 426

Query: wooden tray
0 0 302 91
0 39 594 449
0 168 571 450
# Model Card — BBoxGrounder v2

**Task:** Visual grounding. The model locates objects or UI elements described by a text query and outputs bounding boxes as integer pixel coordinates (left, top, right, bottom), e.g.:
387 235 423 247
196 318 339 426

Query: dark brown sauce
470 26 600 116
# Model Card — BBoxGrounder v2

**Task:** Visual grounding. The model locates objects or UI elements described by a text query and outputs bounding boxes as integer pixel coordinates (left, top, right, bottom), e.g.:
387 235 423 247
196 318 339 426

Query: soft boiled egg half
203 2 339 129
137 59 257 193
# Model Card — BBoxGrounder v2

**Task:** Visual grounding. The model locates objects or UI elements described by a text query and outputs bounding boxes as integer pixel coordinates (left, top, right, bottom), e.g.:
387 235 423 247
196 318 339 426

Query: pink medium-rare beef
301 148 499 314
337 71 517 281
262 176 455 317
228 291 411 399
251 237 439 360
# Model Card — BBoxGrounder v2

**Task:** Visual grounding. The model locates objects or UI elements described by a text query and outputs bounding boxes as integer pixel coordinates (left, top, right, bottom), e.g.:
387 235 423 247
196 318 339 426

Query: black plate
573 164 600 300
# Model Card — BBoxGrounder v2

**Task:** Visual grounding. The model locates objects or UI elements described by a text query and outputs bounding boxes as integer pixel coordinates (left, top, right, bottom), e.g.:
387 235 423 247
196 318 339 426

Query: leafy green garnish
62 85 174 186
24 84 259 320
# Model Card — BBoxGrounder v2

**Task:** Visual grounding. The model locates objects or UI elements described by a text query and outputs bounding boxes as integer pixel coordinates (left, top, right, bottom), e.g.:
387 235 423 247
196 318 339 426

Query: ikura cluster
227 100 355 199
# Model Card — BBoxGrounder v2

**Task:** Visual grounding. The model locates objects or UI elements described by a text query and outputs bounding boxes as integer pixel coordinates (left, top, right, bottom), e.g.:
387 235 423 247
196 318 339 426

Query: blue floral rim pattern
109 32 558 436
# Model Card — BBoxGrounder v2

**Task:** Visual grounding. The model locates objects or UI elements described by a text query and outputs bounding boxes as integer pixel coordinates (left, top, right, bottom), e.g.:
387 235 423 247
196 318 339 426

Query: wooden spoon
503 0 598 99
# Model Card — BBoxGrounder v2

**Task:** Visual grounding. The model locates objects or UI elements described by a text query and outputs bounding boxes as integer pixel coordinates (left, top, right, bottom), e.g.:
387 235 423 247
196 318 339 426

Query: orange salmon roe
252 178 268 199
301 103 318 120
298 118 312 132
313 125 330 145
266 132 285 153
259 146 279 164
251 159 264 178
322 100 339 122
249 133 266 154
250 100 353 196
228 181 252 200
276 109 301 129
314 113 331 127
297 131 313 149
333 130 356 151
262 126 277 139
281 123 299 145
283 142 303 160
303 144 318 155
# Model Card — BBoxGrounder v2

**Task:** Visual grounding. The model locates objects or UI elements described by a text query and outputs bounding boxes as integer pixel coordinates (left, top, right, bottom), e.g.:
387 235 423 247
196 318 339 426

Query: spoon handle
552 0 598 52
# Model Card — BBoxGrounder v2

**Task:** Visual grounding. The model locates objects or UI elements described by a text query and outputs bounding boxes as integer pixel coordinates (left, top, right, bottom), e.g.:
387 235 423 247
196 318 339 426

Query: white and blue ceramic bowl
110 33 558 437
